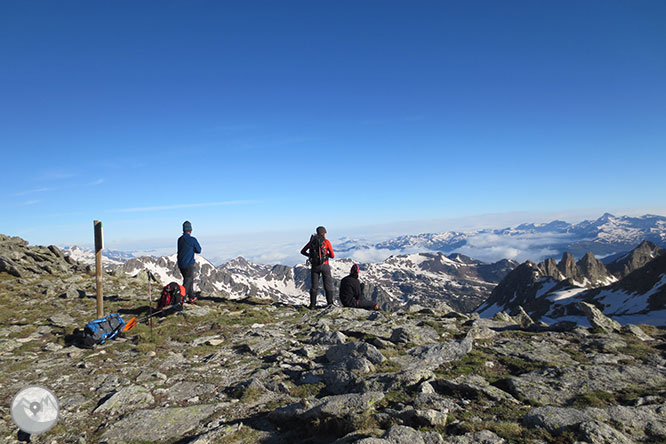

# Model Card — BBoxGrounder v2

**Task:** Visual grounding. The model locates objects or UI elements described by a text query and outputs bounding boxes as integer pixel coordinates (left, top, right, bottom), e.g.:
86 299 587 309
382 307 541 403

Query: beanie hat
183 221 192 232
350 264 360 276
316 226 327 235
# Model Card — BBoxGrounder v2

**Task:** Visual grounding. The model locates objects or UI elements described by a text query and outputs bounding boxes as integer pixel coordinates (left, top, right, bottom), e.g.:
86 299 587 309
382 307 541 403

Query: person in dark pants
177 220 202 303
300 226 335 309
340 264 379 310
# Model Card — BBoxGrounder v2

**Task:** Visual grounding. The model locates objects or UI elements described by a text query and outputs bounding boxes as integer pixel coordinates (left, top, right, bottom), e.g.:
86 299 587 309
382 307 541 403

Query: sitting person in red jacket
339 264 379 310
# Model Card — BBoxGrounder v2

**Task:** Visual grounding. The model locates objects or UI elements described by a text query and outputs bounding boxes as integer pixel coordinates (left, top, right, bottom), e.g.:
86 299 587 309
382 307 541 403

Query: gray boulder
577 302 622 333
398 338 473 372
101 404 219 442
509 365 666 406
622 324 654 341
269 392 385 430
524 404 666 442
390 325 440 345
94 386 154 414
444 430 506 443
353 425 426 444
436 375 519 404
326 341 386 365
577 420 635 444
166 381 216 403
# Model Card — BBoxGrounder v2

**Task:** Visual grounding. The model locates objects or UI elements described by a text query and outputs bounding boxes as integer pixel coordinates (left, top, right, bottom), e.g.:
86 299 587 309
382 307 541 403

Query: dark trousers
179 265 195 301
310 264 334 307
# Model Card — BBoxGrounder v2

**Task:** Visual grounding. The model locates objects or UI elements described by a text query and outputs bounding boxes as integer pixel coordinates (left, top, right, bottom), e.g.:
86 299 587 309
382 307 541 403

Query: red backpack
157 282 186 310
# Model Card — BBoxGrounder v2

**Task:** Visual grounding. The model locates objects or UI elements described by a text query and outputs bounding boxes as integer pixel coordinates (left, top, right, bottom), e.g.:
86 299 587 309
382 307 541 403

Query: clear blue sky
2 1 665 254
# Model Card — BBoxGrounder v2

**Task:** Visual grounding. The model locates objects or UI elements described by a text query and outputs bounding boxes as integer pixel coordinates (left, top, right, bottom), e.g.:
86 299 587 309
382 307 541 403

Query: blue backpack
81 313 126 348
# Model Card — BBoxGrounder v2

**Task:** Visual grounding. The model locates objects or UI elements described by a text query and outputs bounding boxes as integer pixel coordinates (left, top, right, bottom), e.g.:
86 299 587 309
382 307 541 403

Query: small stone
414 408 448 427
42 343 63 352
622 324 653 341
36 326 53 335
48 313 76 328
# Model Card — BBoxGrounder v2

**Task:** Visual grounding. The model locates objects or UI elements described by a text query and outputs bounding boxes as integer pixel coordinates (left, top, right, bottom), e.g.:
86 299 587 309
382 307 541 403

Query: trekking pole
148 271 155 342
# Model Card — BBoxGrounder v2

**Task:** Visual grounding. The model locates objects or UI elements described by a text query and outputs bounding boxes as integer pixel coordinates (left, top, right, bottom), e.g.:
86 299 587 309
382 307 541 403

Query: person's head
350 264 360 277
183 220 192 233
316 226 327 237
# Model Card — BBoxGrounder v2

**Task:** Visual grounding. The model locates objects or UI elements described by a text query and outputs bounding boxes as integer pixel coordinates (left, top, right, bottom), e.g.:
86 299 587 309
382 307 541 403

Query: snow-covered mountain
62 246 134 269
366 213 666 263
476 241 666 326
111 251 517 312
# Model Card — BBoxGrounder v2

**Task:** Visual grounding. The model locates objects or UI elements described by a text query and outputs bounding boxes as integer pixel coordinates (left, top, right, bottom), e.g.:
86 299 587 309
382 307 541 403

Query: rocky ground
1 236 666 443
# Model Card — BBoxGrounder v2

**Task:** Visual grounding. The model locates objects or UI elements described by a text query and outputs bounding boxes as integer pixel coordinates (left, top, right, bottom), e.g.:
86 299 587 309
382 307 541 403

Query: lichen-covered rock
326 341 386 365
94 385 154 414
509 365 666 406
623 324 654 341
577 301 622 333
524 403 666 442
269 392 385 429
443 430 506 444
101 404 219 442
390 325 440 345
436 374 519 404
166 381 216 402
397 338 473 371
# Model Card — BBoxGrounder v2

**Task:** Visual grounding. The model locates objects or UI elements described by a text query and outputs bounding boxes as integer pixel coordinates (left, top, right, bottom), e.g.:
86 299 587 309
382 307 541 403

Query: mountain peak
606 240 663 279
597 212 616 222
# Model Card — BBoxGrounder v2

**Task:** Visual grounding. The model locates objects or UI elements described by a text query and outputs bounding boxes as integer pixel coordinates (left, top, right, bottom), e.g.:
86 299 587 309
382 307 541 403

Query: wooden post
94 220 104 318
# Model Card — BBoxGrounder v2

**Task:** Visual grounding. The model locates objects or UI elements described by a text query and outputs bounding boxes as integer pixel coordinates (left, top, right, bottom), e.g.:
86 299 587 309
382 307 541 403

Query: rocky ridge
1 236 666 443
476 241 666 326
110 251 518 313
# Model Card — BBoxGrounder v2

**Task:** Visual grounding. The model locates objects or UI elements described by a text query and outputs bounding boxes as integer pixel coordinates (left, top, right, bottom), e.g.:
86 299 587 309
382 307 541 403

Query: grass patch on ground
569 390 616 408
448 402 577 444
451 418 577 444
290 382 326 399
615 383 666 405
216 424 261 443
434 349 526 383
375 360 401 374
618 339 657 362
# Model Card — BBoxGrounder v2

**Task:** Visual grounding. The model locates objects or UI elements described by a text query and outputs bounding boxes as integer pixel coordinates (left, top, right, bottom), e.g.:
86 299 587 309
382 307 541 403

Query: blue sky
2 1 665 261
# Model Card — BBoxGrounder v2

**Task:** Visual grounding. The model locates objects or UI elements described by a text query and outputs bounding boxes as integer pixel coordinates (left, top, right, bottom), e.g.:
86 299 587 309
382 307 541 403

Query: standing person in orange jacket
301 226 335 309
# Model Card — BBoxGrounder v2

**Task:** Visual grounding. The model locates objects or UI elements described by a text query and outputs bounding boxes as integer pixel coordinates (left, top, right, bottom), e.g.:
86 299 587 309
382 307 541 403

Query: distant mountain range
111 252 517 312
61 213 666 321
353 213 666 261
476 241 666 326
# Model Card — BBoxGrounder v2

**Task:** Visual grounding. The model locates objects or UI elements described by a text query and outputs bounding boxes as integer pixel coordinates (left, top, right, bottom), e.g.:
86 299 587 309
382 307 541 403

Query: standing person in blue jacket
178 221 202 304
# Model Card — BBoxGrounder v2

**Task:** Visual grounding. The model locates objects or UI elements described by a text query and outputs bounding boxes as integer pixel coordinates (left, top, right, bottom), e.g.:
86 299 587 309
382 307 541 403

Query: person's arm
193 238 202 254
300 243 310 257
325 240 334 259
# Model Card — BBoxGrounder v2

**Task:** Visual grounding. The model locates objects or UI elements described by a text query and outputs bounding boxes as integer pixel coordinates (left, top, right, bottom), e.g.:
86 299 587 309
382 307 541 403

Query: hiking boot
188 297 198 304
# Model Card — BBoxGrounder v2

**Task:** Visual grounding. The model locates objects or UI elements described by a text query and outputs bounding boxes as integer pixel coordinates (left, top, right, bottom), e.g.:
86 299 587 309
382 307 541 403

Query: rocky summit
1 236 666 444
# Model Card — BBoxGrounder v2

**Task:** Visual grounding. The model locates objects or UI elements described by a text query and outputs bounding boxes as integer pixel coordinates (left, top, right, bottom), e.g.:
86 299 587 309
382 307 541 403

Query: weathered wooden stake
94 220 104 318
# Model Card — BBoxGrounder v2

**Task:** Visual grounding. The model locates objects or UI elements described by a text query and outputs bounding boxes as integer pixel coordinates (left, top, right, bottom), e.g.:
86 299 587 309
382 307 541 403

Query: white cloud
14 187 50 196
449 231 571 263
110 200 256 213
19 200 40 206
